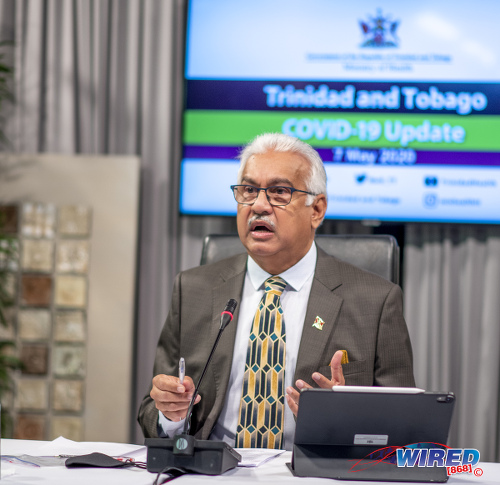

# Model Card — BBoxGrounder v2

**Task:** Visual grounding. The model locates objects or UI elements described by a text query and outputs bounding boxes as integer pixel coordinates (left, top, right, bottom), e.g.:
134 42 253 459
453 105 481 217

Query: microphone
146 299 241 476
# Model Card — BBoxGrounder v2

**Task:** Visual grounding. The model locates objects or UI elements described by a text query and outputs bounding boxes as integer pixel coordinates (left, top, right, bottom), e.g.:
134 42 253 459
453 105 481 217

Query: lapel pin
312 316 325 330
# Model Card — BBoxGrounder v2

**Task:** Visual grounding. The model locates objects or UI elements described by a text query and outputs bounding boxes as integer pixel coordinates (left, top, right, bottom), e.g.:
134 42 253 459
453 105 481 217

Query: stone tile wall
0 203 91 440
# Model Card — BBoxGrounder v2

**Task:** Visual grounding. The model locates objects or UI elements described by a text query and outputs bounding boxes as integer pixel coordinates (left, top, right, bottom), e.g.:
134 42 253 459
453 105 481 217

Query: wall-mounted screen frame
180 0 500 224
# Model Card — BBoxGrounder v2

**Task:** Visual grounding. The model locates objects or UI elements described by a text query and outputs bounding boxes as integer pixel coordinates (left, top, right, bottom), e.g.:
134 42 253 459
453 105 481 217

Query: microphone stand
146 300 241 476
182 322 226 435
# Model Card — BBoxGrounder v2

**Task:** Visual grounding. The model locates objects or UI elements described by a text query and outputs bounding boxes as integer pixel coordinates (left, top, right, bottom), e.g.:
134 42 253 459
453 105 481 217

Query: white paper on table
24 436 146 459
1 463 16 478
235 448 285 467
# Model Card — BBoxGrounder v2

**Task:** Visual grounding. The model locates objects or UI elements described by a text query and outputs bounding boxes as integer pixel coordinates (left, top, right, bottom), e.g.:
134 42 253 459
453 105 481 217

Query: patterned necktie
236 276 287 449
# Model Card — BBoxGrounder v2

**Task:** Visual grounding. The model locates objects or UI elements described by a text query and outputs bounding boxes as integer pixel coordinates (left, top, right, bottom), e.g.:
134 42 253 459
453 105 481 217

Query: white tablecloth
2 439 500 485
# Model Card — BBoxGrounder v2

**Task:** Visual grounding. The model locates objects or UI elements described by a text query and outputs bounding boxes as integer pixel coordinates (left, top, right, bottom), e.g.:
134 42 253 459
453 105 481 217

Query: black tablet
291 387 455 482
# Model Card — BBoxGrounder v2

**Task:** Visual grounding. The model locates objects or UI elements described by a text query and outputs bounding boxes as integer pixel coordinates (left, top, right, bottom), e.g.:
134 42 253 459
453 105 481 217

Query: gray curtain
2 0 500 458
404 224 500 461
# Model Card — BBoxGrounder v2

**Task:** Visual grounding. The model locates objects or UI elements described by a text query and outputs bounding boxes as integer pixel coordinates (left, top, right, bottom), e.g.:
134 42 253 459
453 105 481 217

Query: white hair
237 133 327 206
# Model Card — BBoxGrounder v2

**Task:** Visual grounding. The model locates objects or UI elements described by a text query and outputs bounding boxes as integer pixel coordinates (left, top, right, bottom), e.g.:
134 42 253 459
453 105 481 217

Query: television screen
180 0 500 223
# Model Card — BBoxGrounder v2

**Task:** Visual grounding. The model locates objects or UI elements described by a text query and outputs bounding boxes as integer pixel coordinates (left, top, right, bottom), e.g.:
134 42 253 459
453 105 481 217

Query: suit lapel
201 254 247 438
294 248 344 383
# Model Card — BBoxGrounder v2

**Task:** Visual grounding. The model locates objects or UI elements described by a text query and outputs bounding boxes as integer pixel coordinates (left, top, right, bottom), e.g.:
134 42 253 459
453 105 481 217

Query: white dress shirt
158 243 317 450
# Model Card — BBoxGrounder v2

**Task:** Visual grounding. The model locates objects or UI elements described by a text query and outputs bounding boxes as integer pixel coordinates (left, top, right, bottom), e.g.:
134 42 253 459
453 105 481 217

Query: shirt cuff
157 410 186 438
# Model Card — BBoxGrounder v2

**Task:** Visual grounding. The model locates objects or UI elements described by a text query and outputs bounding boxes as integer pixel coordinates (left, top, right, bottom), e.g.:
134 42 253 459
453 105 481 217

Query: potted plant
0 40 21 438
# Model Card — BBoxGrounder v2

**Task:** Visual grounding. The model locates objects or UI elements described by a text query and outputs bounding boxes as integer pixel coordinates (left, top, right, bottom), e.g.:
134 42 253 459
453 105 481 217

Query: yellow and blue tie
236 276 287 449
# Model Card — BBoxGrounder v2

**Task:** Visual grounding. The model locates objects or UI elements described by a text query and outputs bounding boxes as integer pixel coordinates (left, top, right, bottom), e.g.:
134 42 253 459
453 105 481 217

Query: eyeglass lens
234 186 292 206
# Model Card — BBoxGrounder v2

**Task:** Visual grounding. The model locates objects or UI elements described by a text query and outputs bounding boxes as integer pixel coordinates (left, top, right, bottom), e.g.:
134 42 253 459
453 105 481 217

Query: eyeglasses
230 185 316 207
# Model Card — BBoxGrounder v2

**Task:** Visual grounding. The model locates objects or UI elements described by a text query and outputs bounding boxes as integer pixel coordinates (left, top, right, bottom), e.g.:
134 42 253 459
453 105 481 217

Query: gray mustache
247 215 275 229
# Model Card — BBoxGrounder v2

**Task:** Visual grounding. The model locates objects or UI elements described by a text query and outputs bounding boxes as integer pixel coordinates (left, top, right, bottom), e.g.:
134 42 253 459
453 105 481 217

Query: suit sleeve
137 272 182 438
373 284 415 387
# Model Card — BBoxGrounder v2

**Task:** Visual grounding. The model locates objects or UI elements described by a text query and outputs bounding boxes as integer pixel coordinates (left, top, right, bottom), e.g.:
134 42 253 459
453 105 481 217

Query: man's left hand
286 350 346 417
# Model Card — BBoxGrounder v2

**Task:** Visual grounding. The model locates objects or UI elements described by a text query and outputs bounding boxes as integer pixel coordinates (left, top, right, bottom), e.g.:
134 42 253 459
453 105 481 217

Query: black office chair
200 234 400 284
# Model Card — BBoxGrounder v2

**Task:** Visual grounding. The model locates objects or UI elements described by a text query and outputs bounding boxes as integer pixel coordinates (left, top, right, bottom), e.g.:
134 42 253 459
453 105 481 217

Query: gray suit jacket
138 247 415 439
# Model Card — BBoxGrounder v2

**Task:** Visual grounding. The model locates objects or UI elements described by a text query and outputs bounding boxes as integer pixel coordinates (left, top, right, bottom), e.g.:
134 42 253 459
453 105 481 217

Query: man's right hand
150 374 201 422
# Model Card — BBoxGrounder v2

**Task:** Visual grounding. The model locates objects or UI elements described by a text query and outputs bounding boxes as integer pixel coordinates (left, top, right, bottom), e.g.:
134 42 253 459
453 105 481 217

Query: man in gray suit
138 133 415 450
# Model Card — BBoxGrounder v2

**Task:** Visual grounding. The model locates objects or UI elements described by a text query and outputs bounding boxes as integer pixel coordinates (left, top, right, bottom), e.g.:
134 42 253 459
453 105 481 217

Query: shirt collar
247 242 317 292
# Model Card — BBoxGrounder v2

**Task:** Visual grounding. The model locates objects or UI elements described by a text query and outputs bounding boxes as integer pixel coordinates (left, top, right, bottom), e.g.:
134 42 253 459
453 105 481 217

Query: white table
2 439 500 484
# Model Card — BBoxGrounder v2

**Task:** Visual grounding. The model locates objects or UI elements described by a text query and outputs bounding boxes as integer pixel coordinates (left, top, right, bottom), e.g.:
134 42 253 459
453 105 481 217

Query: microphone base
145 435 241 475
